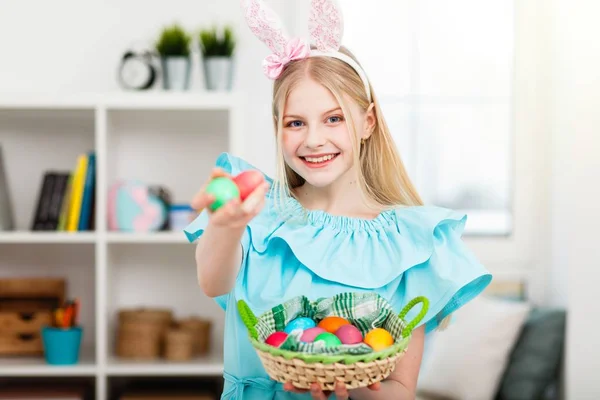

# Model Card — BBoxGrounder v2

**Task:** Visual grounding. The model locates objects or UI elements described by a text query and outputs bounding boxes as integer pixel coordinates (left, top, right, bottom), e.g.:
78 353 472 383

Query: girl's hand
191 167 269 229
283 381 380 400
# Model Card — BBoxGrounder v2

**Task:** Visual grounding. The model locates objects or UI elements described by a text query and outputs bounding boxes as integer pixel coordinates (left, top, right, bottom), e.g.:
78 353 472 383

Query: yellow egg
364 328 394 351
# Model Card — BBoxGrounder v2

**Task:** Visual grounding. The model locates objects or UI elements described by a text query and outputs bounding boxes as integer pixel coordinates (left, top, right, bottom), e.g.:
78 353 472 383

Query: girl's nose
304 126 326 149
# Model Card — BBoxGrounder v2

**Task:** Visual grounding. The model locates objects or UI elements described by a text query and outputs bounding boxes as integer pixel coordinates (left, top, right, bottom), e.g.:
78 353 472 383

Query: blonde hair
271 46 423 211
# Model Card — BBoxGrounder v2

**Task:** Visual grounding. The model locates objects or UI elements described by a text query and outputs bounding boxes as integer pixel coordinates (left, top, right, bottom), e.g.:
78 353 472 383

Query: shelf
106 232 188 244
0 92 238 386
105 92 240 110
106 353 223 376
0 92 241 110
0 232 191 244
0 231 96 244
0 347 96 376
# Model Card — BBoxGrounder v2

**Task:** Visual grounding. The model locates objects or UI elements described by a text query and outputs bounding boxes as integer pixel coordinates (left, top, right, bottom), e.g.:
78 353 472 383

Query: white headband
241 0 372 102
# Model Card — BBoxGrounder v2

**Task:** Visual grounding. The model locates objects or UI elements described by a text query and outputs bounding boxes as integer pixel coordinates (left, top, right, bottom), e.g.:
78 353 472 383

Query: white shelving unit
0 92 246 399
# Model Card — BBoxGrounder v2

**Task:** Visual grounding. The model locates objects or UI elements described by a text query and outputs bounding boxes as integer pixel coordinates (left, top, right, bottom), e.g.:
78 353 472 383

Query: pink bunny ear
309 0 344 52
241 0 290 58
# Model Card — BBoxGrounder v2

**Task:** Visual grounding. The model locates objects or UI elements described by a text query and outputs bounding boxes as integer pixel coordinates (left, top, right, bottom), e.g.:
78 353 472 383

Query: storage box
0 310 52 332
0 278 66 355
0 331 43 355
0 278 66 305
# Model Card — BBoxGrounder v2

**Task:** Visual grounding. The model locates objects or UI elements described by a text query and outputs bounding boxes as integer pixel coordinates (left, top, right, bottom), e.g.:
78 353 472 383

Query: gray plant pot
161 56 191 91
203 56 234 91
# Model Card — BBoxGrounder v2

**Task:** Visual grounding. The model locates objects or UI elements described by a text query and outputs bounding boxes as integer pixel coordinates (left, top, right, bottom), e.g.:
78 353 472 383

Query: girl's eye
327 116 343 124
286 120 304 128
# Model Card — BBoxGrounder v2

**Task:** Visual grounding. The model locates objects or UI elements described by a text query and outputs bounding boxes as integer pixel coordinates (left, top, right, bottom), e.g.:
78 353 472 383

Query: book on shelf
31 151 96 232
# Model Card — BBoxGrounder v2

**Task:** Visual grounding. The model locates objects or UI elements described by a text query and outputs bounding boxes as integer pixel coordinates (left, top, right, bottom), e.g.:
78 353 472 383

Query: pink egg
300 327 326 343
265 331 288 347
335 324 363 344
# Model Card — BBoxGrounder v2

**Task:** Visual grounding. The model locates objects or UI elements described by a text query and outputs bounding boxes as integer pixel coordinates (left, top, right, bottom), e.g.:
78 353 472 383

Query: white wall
0 0 279 173
550 0 600 397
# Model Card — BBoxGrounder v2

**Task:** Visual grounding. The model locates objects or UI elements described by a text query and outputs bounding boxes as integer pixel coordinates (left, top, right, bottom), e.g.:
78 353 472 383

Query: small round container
168 204 196 231
41 325 83 365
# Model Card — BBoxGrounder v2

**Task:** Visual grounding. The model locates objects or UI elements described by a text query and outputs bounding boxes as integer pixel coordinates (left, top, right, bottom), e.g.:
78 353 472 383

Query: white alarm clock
118 49 157 90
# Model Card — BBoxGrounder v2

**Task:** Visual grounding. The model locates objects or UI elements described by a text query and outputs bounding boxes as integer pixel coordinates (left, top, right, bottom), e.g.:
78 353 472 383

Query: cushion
495 308 566 400
417 296 531 400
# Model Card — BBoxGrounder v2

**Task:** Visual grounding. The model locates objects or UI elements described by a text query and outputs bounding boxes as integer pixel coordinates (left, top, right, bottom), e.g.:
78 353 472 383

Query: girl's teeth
305 154 335 163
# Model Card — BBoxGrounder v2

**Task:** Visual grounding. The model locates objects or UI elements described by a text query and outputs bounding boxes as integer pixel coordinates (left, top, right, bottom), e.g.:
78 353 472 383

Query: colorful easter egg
265 331 288 347
364 328 394 351
300 327 326 342
317 316 350 333
284 317 317 334
335 324 363 345
233 170 265 201
314 332 342 348
205 177 240 211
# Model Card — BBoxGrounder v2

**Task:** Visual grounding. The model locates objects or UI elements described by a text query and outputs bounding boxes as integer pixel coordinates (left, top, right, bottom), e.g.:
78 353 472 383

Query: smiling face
281 77 371 189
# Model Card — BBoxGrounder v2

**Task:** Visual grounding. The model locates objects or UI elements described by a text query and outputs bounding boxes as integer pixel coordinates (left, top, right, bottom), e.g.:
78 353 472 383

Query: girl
184 1 492 399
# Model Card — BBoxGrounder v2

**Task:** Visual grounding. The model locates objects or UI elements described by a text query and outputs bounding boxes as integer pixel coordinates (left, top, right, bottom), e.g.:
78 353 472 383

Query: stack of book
31 151 96 231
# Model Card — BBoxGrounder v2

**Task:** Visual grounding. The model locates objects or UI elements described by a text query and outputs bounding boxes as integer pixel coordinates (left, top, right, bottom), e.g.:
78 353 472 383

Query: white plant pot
203 56 234 91
161 56 191 91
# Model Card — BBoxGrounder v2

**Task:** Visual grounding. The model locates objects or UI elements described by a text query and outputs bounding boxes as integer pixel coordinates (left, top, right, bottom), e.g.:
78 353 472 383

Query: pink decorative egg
335 324 363 345
300 327 326 343
233 170 265 201
265 331 288 347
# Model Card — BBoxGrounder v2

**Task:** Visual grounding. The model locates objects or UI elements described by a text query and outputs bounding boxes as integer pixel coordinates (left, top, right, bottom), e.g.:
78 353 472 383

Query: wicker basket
116 308 173 359
177 317 212 355
164 328 195 361
237 294 429 391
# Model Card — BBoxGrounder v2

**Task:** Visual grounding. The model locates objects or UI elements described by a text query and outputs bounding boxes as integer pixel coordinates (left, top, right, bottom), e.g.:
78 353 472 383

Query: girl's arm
192 168 269 298
194 223 245 297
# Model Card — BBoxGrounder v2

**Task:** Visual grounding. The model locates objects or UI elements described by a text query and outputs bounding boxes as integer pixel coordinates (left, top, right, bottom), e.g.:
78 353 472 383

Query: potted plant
155 24 192 90
198 25 236 91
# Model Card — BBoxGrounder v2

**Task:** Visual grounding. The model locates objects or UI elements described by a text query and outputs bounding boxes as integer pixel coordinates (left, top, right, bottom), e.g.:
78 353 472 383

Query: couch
415 284 566 400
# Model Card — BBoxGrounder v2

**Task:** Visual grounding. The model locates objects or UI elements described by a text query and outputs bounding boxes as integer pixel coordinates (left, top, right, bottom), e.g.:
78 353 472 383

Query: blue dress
184 153 492 400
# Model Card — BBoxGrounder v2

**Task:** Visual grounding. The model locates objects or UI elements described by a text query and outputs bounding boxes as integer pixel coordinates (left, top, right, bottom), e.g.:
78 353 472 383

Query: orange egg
317 316 350 333
364 328 394 351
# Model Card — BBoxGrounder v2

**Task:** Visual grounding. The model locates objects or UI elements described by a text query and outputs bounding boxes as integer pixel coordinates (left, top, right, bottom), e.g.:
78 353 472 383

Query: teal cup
41 325 83 365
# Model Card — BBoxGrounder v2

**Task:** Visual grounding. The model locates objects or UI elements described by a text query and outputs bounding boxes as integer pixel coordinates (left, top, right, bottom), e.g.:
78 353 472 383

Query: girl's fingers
191 193 214 211
283 382 307 394
309 384 329 400
210 167 232 179
210 198 241 223
250 197 266 217
334 381 349 399
241 182 270 214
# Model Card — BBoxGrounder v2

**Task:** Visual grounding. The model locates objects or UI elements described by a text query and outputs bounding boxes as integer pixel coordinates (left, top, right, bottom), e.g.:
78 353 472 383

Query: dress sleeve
388 208 492 334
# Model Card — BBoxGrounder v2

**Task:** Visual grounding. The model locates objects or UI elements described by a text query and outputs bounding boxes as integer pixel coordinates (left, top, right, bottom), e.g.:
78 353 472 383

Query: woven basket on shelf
164 328 195 361
116 308 173 359
178 317 212 355
237 293 429 391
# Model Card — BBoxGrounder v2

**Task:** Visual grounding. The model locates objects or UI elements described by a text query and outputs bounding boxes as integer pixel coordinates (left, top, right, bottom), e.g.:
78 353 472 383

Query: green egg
205 177 240 211
314 332 342 348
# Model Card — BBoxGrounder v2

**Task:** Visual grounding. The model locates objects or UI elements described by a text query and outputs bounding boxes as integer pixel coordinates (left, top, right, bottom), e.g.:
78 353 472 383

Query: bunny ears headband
241 0 372 102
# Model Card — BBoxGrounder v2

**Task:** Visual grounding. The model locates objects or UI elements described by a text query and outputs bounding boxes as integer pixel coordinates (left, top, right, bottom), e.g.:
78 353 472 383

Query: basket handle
398 296 429 338
237 300 259 340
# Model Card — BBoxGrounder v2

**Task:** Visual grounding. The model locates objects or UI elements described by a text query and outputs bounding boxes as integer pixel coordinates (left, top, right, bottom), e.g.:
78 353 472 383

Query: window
338 0 515 235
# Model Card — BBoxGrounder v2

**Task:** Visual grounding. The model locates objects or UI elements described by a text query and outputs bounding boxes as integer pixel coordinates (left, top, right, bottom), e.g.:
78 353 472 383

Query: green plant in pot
156 23 192 90
199 25 236 91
